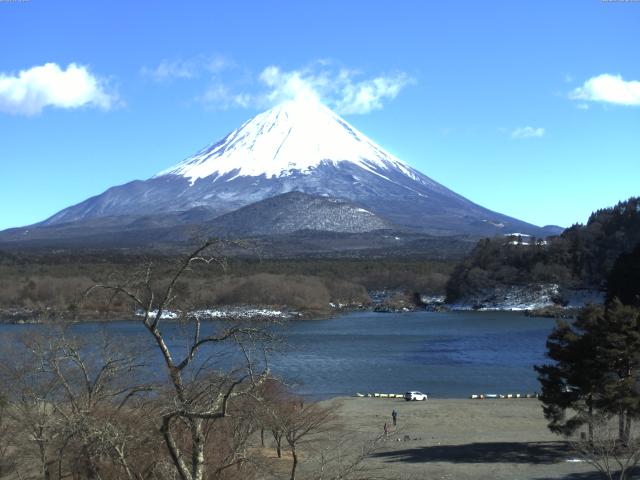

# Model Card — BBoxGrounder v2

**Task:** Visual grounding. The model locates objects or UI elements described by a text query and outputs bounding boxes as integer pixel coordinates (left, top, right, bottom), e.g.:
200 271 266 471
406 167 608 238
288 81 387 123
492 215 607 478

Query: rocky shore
0 305 304 324
0 285 605 323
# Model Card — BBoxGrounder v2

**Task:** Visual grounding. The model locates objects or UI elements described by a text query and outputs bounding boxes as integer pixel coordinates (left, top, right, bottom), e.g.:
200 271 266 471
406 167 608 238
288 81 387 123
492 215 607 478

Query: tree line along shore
1 197 638 323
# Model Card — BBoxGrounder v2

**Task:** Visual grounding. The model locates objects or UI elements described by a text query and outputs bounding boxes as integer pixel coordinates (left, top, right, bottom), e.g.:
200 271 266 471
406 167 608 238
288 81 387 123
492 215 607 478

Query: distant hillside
207 191 394 236
446 197 640 303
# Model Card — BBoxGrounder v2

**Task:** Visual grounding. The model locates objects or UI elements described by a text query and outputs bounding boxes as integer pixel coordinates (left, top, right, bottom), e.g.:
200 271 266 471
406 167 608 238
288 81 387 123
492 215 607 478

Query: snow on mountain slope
24 98 558 239
156 97 420 184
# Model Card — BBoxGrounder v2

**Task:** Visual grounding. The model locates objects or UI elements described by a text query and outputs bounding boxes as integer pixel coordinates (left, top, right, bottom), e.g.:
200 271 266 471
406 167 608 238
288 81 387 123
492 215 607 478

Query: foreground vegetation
0 251 453 322
0 242 381 480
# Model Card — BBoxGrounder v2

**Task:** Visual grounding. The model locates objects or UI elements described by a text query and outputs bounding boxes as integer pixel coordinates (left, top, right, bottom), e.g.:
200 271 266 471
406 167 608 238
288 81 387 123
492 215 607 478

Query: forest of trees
446 197 640 303
0 250 453 322
2 197 639 320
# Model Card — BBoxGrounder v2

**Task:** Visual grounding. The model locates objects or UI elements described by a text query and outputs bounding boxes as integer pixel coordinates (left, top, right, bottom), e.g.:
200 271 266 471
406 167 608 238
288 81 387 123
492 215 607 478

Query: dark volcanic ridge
208 191 394 236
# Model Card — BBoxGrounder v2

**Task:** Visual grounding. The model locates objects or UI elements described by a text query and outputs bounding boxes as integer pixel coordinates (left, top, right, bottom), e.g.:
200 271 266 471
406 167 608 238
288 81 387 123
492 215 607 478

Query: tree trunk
161 416 193 480
260 428 265 447
85 459 100 480
272 431 282 458
81 445 102 480
624 416 632 446
38 440 50 480
191 419 205 480
114 445 136 480
619 411 625 442
588 398 594 444
290 445 298 480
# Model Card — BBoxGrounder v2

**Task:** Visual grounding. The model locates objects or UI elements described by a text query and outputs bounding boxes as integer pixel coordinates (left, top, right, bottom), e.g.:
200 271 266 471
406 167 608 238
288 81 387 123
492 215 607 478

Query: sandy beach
309 396 597 480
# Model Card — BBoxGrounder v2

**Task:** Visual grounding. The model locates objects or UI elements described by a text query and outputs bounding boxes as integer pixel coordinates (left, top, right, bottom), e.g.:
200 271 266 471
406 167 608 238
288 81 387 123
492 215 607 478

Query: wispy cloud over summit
141 55 231 82
194 60 413 115
256 64 413 114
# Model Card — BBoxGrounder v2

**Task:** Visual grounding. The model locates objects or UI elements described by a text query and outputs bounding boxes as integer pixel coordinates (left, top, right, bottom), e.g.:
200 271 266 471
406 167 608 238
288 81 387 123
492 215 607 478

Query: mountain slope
208 191 394 237
9 98 558 242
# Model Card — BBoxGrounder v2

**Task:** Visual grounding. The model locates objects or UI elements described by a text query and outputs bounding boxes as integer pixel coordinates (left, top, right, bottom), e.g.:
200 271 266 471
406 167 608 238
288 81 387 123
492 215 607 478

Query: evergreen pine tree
535 305 606 441
607 242 640 307
595 299 640 443
537 301 640 443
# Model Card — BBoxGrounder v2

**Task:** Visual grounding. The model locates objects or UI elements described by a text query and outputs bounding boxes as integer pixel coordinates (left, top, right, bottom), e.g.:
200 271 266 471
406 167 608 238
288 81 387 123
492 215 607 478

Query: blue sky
0 0 638 230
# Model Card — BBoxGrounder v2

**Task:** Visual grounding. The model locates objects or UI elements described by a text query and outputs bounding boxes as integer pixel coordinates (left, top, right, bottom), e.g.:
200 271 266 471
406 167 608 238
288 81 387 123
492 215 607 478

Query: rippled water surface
270 311 556 398
1 310 556 399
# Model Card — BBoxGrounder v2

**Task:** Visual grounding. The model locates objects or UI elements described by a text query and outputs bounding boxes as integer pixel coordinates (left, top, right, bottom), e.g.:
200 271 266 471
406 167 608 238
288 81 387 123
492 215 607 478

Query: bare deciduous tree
0 394 16 478
1 241 382 480
571 416 640 480
0 329 154 480
307 432 385 480
283 403 333 480
85 240 273 480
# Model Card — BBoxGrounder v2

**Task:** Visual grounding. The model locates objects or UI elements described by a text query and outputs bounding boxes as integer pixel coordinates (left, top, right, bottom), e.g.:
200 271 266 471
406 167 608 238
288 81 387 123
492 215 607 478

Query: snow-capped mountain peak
156 98 418 183
24 96 557 240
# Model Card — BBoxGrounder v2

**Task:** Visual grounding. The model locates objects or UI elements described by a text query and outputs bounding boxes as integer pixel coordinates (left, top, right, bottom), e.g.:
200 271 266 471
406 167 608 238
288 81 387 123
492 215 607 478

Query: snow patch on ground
449 285 606 312
419 294 446 304
140 306 298 320
355 207 373 215
449 284 560 311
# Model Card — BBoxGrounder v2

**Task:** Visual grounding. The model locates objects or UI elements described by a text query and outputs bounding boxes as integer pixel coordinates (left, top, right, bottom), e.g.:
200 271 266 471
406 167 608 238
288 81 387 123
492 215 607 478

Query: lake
0 310 557 399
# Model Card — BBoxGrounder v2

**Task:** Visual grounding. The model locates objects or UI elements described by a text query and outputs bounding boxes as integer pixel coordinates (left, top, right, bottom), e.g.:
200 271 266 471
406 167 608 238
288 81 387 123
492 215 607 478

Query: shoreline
300 390 541 402
0 302 575 324
309 396 595 479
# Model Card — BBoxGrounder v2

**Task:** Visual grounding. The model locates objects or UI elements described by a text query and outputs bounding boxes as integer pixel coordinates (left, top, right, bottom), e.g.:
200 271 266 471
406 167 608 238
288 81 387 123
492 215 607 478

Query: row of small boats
353 392 540 399
470 393 539 399
354 393 404 398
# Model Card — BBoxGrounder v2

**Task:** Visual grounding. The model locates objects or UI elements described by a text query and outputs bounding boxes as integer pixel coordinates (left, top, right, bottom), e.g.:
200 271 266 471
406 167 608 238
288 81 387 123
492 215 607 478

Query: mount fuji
1 98 561 249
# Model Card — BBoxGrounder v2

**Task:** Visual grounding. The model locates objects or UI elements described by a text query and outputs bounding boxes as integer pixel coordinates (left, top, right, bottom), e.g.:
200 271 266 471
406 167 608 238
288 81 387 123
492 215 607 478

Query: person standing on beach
383 422 388 437
392 408 397 426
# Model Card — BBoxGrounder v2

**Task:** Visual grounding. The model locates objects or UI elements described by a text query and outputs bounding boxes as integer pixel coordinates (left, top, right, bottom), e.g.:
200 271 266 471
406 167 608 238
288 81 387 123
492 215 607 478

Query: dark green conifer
535 304 606 441
536 301 640 443
595 299 640 443
607 243 640 307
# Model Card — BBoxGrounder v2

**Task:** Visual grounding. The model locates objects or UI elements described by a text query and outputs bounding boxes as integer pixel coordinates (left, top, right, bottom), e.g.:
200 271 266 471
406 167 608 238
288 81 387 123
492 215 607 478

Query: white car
404 391 428 401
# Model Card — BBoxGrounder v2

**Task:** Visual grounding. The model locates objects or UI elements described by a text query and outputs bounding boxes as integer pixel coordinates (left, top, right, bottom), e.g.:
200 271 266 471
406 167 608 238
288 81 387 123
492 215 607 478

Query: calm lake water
0 310 557 399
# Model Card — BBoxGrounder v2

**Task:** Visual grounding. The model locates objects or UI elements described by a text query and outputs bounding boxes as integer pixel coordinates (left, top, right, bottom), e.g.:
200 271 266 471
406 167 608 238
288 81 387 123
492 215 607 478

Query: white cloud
200 83 252 110
0 63 117 116
256 64 412 114
259 66 321 106
142 59 196 81
199 61 413 115
334 72 411 114
511 126 545 139
570 74 640 106
142 55 230 82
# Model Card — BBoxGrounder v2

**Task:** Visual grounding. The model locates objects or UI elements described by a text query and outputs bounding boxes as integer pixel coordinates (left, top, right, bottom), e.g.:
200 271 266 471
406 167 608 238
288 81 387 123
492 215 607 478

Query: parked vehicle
404 391 428 401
